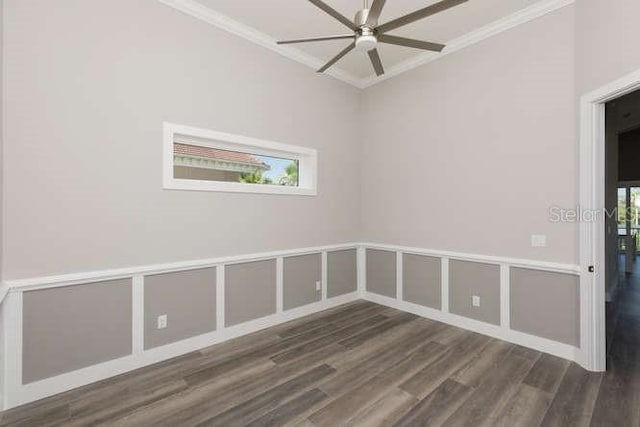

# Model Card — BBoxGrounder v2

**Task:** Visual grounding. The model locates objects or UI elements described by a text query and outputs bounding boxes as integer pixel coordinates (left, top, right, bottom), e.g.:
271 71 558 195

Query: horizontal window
163 123 317 195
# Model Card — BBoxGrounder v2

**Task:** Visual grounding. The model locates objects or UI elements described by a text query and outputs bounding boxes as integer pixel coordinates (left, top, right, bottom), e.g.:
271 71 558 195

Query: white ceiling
181 0 568 85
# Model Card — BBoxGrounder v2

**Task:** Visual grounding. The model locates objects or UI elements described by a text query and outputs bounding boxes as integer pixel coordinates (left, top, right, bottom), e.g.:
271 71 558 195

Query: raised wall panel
283 254 321 310
144 267 216 350
327 249 357 298
403 254 441 309
366 249 397 298
225 259 277 327
449 260 500 325
22 279 132 383
510 267 580 346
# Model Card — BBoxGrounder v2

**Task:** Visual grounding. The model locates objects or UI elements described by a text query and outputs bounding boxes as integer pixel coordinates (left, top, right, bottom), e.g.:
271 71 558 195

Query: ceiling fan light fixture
355 29 377 52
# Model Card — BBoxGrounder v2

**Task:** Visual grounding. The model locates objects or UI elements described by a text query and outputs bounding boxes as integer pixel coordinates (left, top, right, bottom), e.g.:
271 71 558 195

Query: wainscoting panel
22 279 132 384
144 268 217 350
510 267 580 346
449 260 501 326
283 254 321 310
402 253 441 309
366 249 397 298
0 242 585 411
225 260 277 327
327 249 357 298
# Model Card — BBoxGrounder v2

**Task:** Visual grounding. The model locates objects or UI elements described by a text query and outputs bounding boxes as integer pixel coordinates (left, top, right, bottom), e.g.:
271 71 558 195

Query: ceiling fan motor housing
355 9 378 52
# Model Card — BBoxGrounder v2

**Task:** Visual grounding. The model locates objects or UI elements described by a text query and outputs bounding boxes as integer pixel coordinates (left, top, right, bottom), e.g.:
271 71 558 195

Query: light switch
472 296 480 307
531 234 547 247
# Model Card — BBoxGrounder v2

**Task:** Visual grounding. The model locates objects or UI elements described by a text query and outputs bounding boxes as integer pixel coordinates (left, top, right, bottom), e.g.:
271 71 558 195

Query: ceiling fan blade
365 0 387 27
368 48 385 76
318 42 355 73
277 34 355 45
378 34 445 52
308 0 356 30
377 0 468 33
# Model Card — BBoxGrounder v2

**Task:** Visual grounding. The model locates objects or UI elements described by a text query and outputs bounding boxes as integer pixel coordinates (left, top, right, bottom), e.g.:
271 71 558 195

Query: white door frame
580 68 640 372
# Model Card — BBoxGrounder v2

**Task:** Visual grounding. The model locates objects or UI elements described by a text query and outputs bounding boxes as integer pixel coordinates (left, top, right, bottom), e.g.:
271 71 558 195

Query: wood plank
538 363 603 427
278 303 387 338
270 314 390 365
310 341 447 426
245 389 329 427
199 364 336 426
440 351 538 426
66 379 188 427
0 404 69 427
349 388 417 427
320 326 447 397
107 359 277 427
492 384 552 427
393 379 472 427
523 353 570 394
337 312 418 349
450 340 513 387
399 333 491 398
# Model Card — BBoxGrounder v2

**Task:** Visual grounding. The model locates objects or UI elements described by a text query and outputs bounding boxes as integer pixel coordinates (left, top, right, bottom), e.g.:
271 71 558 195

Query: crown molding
359 0 575 88
156 0 363 88
160 0 574 89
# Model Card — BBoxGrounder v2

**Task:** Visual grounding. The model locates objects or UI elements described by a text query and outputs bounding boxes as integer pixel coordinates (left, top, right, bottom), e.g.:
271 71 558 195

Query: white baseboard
5 292 358 410
362 292 580 363
0 241 586 410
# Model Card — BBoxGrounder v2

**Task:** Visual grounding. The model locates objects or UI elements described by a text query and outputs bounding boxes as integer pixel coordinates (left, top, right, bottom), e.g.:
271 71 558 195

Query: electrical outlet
315 281 321 291
157 314 168 329
531 234 547 247
472 296 481 307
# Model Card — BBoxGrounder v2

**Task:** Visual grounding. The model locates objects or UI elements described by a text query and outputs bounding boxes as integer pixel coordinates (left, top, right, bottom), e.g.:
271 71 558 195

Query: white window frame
163 122 317 196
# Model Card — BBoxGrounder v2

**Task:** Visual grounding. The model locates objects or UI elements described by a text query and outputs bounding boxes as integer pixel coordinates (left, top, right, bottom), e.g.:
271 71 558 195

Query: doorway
579 69 640 372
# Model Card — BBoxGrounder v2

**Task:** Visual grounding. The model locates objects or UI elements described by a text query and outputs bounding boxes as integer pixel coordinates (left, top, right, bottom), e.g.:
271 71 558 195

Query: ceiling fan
277 0 469 76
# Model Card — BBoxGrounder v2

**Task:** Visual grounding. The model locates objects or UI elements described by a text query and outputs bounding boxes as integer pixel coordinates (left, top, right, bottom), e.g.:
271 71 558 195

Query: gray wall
2 0 361 280
449 260 500 325
510 267 580 346
225 260 276 327
327 249 357 298
577 0 640 94
360 6 577 265
283 254 321 310
402 254 441 309
144 267 216 350
366 249 396 298
22 279 132 384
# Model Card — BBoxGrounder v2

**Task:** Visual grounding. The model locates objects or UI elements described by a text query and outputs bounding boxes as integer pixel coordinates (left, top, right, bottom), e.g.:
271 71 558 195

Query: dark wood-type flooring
2 281 640 426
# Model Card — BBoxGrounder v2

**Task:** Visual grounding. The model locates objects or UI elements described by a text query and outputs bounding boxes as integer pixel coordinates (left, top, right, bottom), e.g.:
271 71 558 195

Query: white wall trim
396 252 403 302
579 67 640 372
132 276 145 355
500 264 511 330
2 243 358 293
276 257 284 314
362 242 580 275
4 291 359 410
155 0 362 88
362 292 580 364
359 0 574 88
0 241 588 409
156 0 574 90
357 246 366 297
441 257 450 313
321 251 328 301
0 283 7 305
